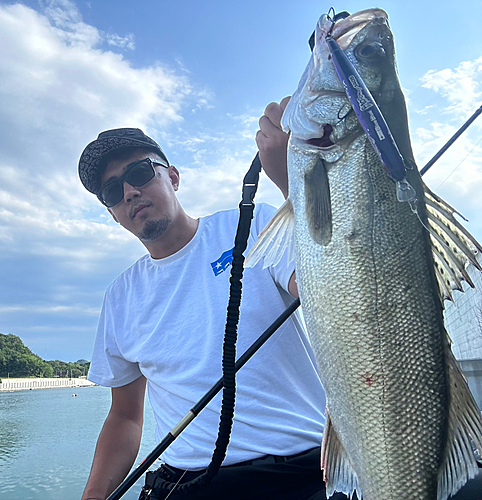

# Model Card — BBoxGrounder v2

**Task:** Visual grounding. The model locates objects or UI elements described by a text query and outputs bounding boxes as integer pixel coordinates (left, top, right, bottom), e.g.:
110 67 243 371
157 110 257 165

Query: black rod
420 104 482 176
107 297 301 500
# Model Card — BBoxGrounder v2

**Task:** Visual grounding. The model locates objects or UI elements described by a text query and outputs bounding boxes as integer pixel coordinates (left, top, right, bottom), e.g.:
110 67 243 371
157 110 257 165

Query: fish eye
355 42 385 61
360 45 376 57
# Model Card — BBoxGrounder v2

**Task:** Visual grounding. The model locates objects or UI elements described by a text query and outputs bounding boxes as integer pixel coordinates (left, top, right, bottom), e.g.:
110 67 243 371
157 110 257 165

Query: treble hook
308 8 351 50
327 7 336 38
327 8 352 38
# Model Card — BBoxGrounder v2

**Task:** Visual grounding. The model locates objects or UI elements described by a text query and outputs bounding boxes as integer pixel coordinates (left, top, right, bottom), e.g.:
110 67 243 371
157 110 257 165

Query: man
78 99 335 500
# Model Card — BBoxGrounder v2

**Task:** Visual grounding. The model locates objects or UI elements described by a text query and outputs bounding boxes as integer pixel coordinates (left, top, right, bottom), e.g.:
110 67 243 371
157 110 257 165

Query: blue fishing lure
325 32 417 203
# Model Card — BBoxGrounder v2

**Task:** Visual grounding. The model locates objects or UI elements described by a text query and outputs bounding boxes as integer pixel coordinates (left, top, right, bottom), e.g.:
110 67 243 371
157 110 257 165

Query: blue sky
0 0 481 362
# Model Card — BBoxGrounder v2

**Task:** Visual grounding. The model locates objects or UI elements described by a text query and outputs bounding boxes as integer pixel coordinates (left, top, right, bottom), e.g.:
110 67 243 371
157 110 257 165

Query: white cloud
0 1 207 358
411 57 482 240
0 1 201 257
420 57 482 118
42 0 101 48
0 3 194 162
42 0 135 50
0 305 100 315
105 32 135 50
413 104 435 115
152 109 286 217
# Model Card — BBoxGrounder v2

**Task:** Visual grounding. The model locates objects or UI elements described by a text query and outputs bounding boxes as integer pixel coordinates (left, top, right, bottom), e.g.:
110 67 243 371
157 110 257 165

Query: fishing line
162 445 204 498
163 470 187 499
420 104 482 176
409 200 436 237
434 136 482 191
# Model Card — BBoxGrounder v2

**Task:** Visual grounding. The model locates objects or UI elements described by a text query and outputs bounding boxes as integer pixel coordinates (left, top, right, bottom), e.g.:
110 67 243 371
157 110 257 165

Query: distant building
444 252 482 359
444 252 482 409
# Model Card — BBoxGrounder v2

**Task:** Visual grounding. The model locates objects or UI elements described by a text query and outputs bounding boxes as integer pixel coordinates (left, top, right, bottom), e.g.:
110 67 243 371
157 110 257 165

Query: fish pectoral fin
305 157 332 246
321 414 361 499
438 350 482 500
423 181 482 302
245 199 295 269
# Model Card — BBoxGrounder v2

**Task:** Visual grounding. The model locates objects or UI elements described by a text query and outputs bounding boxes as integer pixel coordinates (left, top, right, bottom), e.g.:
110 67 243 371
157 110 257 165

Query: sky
0 0 481 362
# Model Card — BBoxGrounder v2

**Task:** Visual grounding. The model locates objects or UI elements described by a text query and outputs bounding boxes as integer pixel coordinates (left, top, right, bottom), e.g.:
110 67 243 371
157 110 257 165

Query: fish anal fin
245 199 295 269
321 413 361 499
438 350 482 500
305 157 332 246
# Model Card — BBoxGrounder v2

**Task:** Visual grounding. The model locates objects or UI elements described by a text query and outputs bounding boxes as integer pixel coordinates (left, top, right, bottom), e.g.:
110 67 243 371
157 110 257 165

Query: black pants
139 447 482 500
139 447 351 500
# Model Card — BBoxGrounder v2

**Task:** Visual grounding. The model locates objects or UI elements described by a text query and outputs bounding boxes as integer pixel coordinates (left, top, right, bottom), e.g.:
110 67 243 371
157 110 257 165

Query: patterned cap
78 128 169 195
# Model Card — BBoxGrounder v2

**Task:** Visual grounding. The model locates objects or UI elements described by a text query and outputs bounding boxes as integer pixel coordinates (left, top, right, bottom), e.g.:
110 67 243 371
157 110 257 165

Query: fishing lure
325 10 417 204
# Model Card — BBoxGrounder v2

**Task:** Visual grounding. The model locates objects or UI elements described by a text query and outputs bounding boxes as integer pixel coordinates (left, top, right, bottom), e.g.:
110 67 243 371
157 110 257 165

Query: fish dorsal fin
245 199 295 269
437 349 482 500
321 414 361 500
423 182 482 301
305 157 332 246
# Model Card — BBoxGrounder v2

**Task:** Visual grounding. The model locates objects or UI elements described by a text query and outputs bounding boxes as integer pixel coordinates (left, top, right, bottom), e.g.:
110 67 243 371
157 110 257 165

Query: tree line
0 333 90 379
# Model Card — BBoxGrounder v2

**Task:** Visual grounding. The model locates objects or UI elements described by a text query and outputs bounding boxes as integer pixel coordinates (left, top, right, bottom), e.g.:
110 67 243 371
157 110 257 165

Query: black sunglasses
98 158 168 207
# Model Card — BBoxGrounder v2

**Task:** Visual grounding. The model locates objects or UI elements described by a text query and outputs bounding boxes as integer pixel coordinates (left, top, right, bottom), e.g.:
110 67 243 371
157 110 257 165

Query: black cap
78 128 169 195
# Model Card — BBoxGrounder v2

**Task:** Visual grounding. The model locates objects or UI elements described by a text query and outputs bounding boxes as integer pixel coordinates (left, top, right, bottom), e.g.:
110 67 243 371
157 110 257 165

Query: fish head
282 8 408 160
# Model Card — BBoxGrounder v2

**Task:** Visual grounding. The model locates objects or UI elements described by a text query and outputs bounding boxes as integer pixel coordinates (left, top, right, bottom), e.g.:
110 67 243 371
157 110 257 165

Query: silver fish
247 8 482 500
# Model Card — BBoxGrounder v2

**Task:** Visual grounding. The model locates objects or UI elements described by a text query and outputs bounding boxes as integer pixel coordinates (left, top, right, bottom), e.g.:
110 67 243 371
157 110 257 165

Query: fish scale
247 8 482 500
292 136 448 498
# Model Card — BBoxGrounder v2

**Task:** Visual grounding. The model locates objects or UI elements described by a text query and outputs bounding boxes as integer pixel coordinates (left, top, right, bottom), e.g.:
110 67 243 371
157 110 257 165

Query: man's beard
138 218 171 242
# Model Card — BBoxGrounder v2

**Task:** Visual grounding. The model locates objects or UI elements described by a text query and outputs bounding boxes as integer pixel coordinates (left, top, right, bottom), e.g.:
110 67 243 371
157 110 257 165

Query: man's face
101 150 180 242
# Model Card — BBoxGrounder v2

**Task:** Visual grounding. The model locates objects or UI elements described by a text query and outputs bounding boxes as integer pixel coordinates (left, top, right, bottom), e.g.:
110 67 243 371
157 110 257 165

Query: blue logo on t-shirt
211 247 234 276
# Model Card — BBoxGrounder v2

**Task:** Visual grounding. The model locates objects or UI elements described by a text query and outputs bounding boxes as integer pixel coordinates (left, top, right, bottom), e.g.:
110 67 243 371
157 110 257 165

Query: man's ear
108 208 119 223
169 165 180 192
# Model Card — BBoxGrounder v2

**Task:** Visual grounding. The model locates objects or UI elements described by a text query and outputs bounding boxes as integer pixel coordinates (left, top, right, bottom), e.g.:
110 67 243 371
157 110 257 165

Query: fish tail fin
321 414 361 500
422 182 482 302
245 199 295 269
437 350 482 500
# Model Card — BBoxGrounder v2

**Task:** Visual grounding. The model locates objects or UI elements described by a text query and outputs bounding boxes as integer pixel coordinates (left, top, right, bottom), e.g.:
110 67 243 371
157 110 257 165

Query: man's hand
256 97 290 199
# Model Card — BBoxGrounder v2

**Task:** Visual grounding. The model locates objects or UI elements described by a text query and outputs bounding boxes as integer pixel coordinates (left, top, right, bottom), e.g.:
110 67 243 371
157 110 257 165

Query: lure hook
326 8 351 38
327 7 336 38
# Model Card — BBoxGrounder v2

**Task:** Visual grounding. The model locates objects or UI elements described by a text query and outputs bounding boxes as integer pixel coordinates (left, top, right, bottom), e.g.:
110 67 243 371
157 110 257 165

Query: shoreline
0 377 96 392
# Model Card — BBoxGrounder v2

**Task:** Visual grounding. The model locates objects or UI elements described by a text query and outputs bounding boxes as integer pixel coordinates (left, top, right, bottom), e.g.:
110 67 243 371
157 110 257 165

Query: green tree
0 333 74 378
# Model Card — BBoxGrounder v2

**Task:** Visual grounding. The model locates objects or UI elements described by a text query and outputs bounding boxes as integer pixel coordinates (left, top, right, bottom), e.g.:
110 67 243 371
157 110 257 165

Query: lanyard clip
241 183 257 207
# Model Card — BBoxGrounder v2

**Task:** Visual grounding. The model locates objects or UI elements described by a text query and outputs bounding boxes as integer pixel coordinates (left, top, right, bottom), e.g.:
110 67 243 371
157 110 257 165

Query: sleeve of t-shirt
87 290 143 388
251 203 296 294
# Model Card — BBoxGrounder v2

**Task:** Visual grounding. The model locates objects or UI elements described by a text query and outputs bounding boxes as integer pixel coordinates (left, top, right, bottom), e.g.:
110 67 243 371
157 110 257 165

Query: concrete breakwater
0 377 96 392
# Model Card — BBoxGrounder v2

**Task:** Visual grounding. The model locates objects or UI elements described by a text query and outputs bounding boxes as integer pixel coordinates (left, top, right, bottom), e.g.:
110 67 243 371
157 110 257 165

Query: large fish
247 8 482 500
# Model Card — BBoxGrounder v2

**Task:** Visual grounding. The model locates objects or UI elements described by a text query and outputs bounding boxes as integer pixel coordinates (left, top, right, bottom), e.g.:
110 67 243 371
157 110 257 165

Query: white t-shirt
88 204 326 469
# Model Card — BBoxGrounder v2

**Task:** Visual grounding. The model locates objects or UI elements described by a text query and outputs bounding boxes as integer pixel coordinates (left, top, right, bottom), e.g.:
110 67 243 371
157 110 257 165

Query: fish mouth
305 124 334 148
282 8 389 147
324 8 389 50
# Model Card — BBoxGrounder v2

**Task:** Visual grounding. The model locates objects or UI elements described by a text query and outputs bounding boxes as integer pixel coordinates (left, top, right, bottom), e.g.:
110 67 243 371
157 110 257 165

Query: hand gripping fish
247 8 482 500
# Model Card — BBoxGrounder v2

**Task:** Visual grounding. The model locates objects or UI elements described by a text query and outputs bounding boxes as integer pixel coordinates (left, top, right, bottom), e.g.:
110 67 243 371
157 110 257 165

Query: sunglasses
98 158 168 207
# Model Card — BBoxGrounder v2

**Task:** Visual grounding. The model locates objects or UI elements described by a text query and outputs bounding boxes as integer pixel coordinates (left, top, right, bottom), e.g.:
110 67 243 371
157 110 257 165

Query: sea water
0 385 157 500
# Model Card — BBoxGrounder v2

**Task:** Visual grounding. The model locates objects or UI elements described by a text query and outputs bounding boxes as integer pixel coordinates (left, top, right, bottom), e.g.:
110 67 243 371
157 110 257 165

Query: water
0 386 157 500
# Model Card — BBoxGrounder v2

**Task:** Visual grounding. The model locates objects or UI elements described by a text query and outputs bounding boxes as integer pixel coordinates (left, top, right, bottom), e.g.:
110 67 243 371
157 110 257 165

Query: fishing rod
420 104 482 176
107 109 479 498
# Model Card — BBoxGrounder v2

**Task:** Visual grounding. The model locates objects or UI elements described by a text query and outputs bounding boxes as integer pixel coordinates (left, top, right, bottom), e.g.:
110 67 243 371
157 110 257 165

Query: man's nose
123 181 142 203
